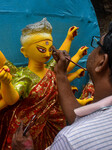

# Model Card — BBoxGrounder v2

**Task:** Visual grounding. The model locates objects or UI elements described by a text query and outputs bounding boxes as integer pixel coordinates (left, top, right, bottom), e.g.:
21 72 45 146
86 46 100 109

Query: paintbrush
52 46 87 71
65 56 87 71
23 114 37 136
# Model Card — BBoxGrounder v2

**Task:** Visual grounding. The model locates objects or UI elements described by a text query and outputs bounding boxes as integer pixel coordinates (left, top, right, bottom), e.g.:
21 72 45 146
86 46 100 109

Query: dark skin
12 121 34 150
53 50 80 124
53 35 112 124
12 34 112 148
87 35 112 103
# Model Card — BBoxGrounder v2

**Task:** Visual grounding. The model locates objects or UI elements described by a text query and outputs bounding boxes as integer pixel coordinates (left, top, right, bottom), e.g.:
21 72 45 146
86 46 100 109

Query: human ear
95 54 108 72
20 47 28 58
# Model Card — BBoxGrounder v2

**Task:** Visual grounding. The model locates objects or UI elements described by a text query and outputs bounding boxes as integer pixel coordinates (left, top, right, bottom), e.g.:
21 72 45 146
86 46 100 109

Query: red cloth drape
0 70 66 150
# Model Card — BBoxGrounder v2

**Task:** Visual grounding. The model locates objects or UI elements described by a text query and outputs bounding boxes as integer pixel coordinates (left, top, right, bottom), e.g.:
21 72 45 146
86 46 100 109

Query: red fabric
80 82 95 99
0 70 66 150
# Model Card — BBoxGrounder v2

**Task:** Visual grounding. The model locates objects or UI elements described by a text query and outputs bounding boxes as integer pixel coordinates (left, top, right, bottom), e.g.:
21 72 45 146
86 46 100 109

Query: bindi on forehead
46 41 49 45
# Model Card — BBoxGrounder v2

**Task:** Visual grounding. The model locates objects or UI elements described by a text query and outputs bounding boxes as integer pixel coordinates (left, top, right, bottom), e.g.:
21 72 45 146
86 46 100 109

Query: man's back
50 106 112 150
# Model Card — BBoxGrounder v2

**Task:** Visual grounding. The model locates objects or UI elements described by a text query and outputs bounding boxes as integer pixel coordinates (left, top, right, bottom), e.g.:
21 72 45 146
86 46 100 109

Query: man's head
101 22 112 77
87 22 112 84
20 18 53 63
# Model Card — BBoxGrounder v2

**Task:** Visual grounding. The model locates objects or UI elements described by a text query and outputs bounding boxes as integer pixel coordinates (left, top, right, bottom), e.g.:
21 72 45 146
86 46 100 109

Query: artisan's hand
53 49 80 124
0 65 12 84
66 26 79 41
77 46 88 58
53 49 71 75
12 121 34 150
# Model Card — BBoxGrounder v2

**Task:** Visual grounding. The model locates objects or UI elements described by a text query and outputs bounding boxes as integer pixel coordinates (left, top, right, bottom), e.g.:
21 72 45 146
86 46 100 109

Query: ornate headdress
21 18 53 45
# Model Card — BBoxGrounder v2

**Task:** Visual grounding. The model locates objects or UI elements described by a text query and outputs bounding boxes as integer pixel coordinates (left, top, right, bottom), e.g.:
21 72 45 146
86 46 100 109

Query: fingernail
70 26 74 31
6 68 10 72
81 46 85 49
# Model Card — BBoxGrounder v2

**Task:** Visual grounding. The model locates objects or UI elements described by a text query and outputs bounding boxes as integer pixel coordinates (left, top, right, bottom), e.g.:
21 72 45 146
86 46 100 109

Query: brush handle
52 46 87 71
65 57 87 71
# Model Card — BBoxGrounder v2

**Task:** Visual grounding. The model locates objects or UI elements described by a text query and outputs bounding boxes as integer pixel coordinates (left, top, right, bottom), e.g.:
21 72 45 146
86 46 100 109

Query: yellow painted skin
0 26 91 109
21 39 53 79
67 46 88 82
0 66 19 109
0 51 6 68
67 46 88 72
76 97 94 106
67 68 85 82
59 26 79 52
0 89 7 109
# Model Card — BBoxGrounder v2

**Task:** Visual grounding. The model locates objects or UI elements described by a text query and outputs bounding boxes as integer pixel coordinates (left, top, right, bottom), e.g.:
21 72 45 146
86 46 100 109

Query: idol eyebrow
36 44 46 50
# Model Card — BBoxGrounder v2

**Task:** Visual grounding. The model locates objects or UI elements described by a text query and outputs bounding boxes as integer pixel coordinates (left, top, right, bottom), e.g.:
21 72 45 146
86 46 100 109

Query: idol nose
45 51 50 57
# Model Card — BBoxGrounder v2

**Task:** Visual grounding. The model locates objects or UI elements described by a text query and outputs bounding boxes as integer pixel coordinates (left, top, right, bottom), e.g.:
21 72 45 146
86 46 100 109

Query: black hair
101 22 112 81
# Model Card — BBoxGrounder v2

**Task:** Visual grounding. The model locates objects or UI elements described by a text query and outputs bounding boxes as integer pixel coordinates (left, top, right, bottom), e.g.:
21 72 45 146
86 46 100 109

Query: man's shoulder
56 119 82 139
55 108 112 149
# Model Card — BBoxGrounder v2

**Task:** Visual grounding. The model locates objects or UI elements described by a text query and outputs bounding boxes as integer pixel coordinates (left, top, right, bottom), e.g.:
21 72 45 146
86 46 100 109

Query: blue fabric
0 0 100 97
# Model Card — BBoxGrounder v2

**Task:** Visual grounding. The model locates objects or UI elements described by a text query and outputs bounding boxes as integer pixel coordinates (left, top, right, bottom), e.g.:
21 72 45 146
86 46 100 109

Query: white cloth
74 95 112 117
46 96 112 150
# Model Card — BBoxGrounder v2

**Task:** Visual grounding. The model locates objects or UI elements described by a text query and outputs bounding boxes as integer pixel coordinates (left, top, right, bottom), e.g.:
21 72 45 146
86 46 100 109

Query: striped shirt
47 96 112 150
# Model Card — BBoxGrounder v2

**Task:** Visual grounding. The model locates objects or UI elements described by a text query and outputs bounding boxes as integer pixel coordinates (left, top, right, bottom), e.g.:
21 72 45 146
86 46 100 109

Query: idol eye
37 47 46 53
49 46 53 52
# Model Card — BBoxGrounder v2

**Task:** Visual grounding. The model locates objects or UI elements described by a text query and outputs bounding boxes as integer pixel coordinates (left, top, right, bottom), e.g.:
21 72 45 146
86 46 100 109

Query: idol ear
95 54 108 72
20 47 28 58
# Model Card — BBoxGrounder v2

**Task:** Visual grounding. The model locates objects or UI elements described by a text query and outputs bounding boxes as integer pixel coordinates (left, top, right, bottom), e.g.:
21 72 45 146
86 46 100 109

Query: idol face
24 39 53 63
